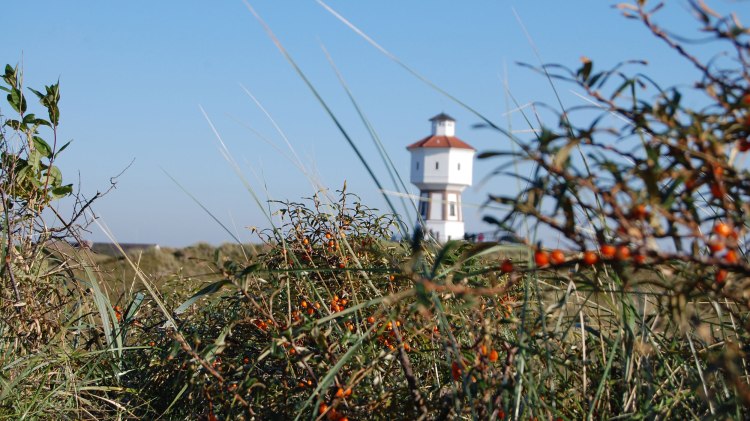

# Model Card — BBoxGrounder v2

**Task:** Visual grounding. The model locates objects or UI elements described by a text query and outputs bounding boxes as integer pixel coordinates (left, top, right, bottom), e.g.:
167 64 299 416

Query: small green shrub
0 64 126 418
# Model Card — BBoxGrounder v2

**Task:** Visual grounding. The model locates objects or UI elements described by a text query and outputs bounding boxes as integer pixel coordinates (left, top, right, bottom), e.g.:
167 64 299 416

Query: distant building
90 242 160 256
407 113 475 242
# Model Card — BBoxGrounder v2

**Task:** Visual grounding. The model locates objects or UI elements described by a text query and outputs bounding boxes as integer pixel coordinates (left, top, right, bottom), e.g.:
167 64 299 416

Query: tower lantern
407 113 475 242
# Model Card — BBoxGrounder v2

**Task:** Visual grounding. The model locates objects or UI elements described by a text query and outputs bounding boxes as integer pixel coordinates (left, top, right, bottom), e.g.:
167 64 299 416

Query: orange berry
615 245 631 261
335 388 345 398
489 349 499 362
708 240 725 254
403 343 410 352
583 251 599 265
600 244 616 259
743 94 750 106
367 316 375 324
550 249 565 265
480 344 488 356
633 254 647 265
714 222 733 238
319 403 328 415
300 300 308 308
325 232 332 239
389 274 396 281
716 269 728 284
725 249 739 264
500 259 514 273
534 250 549 267
632 204 649 220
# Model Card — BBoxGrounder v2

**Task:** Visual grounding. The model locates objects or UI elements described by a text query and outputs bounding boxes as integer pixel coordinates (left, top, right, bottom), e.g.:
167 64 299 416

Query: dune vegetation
2 1 750 419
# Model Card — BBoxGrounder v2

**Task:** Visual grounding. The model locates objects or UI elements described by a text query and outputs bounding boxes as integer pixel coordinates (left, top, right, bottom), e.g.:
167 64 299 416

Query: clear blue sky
2 1 744 246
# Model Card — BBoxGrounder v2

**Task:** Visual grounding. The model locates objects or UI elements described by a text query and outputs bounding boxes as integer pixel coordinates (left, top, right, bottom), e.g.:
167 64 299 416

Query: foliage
0 65 125 418
478 1 750 418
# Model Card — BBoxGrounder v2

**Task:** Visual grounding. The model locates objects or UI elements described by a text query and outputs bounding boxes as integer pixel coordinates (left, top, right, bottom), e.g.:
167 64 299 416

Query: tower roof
406 135 475 150
429 112 455 122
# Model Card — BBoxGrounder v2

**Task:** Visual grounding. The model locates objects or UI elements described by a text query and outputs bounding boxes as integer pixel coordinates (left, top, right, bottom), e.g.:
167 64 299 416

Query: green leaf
174 279 234 315
55 140 72 158
32 136 53 158
28 87 44 100
4 119 21 130
45 165 63 187
51 185 72 198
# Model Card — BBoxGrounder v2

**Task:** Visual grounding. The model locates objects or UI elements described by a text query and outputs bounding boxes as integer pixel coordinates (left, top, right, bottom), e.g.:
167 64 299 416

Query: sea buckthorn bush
123 189 528 419
120 2 750 419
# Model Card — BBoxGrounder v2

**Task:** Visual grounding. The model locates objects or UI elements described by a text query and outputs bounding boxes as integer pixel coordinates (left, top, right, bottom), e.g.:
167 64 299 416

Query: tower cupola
430 112 456 136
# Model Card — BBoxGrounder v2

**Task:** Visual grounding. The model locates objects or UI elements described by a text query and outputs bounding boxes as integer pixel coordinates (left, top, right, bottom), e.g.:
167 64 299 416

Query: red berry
631 204 648 219
583 251 599 265
708 240 725 254
716 269 728 284
534 250 550 267
451 361 461 381
714 222 733 238
725 249 739 264
500 259 514 273
550 249 565 265
600 244 616 259
615 245 631 261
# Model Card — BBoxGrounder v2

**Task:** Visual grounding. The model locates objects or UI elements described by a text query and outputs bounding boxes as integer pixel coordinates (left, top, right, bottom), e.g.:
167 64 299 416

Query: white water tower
407 113 475 242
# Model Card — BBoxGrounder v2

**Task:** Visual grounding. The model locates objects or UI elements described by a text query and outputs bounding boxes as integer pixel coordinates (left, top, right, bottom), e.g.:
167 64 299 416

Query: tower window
435 162 439 170
416 162 419 170
449 203 456 217
458 163 461 170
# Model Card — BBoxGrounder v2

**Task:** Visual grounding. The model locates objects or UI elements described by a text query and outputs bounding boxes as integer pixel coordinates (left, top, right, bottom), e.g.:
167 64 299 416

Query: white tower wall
410 148 473 190
408 113 475 243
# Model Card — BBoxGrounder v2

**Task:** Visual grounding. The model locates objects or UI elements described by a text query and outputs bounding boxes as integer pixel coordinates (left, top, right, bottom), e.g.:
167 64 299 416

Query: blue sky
2 1 744 246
